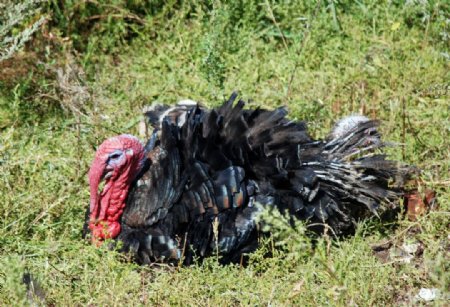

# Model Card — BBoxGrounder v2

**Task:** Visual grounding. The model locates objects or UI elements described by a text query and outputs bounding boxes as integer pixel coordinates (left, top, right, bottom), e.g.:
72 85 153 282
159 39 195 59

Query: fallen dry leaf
404 189 437 221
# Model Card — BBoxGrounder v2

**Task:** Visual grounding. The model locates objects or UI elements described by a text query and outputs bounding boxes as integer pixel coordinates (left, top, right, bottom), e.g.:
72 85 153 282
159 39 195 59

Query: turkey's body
85 93 412 265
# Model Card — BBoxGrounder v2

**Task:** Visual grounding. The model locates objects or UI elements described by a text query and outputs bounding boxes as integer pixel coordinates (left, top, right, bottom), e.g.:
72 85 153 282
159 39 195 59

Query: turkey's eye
108 151 124 162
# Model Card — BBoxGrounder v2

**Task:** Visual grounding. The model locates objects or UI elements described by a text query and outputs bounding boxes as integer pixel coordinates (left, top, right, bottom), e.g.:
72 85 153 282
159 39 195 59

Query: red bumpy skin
88 135 144 243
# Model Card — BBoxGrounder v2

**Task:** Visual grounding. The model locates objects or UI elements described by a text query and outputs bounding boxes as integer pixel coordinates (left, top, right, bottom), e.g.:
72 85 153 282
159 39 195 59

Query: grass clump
0 0 449 305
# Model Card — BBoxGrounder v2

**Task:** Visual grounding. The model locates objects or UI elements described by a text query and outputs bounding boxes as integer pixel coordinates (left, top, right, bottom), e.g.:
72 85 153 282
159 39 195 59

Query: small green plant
200 1 229 90
0 0 46 62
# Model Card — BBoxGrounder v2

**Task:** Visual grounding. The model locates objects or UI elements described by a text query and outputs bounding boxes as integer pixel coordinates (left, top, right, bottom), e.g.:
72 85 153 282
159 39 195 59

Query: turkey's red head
88 134 144 243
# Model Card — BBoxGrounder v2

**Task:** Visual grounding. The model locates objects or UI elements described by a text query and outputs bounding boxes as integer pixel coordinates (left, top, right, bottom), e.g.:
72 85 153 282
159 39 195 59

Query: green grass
0 1 449 305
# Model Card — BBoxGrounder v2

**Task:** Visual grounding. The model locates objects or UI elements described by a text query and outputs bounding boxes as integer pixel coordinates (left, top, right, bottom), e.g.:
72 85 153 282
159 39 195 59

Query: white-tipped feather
330 115 370 140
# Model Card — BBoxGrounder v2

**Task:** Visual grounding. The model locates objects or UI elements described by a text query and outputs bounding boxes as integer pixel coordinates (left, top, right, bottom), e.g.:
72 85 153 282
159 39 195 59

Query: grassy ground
0 1 449 305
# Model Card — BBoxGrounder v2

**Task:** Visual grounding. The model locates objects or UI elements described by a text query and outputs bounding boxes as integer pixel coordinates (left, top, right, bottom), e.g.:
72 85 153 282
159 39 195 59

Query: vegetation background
0 0 448 305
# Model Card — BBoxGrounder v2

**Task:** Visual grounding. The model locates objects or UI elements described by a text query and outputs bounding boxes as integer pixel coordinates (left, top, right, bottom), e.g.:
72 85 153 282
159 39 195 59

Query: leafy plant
0 0 46 62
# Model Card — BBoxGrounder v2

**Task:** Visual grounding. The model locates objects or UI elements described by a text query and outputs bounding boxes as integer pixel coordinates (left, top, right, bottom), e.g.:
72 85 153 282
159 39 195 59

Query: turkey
84 93 413 265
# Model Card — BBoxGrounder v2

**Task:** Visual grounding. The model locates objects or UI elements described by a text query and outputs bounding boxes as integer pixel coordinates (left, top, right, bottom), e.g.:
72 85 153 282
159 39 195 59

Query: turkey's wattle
84 93 413 264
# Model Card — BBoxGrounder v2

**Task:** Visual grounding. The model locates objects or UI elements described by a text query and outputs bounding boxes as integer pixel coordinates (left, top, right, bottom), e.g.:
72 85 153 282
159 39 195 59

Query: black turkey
84 93 412 264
